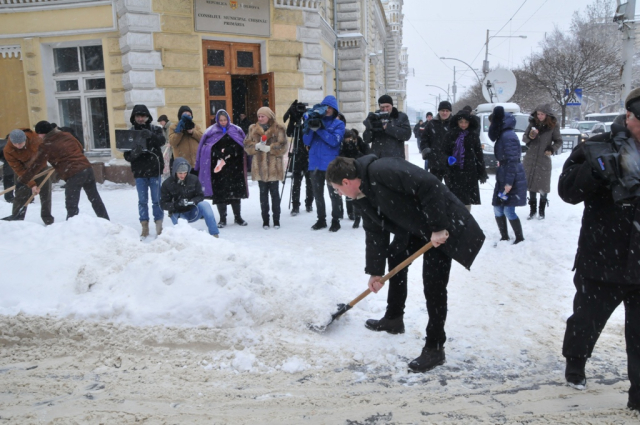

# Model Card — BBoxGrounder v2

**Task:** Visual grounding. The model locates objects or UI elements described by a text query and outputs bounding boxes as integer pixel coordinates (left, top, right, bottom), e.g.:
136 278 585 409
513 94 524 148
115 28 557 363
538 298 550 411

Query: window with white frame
52 44 109 150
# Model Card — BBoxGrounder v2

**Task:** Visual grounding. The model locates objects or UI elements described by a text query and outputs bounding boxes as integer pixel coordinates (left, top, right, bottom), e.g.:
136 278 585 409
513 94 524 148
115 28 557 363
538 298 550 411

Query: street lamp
425 84 450 101
440 57 482 84
484 30 527 75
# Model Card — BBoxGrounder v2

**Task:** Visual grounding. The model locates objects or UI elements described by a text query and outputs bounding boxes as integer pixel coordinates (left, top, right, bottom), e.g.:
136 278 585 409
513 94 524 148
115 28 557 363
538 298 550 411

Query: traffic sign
566 88 582 106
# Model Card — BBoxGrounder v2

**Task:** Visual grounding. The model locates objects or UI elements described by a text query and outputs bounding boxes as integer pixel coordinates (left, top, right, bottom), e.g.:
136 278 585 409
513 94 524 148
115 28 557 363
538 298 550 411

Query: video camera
305 105 328 132
296 102 309 114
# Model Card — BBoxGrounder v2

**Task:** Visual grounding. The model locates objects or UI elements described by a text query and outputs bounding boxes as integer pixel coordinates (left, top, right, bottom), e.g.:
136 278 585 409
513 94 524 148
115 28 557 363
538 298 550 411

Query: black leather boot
408 346 445 373
527 192 537 220
364 316 405 334
329 219 341 232
509 218 525 244
216 204 227 228
352 216 361 229
231 201 247 226
495 215 510 241
565 357 587 390
539 196 548 219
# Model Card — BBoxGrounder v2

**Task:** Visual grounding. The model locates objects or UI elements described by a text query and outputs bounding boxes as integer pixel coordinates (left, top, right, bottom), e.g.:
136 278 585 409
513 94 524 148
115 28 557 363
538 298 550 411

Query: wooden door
246 72 275 122
204 74 232 127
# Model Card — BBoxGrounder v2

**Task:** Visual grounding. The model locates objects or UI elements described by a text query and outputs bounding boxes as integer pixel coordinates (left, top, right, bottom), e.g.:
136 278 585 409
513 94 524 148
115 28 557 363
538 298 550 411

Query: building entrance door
202 41 274 128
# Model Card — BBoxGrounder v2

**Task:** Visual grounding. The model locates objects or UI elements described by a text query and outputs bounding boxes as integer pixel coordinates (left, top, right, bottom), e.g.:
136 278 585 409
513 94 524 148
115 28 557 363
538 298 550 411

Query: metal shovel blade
307 303 352 333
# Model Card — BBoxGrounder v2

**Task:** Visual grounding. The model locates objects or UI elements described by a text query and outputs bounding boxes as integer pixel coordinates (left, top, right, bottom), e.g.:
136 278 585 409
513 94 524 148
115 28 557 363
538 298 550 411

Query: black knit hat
378 94 393 106
178 105 193 120
438 101 452 112
35 120 53 135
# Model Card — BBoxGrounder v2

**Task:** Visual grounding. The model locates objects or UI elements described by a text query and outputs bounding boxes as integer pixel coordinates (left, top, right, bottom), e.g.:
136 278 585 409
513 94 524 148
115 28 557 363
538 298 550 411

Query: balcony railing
0 0 93 7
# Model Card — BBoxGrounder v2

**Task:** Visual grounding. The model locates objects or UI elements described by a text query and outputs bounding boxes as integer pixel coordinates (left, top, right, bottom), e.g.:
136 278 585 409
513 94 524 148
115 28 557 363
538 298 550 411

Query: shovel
0 168 53 197
2 168 55 221
309 241 434 332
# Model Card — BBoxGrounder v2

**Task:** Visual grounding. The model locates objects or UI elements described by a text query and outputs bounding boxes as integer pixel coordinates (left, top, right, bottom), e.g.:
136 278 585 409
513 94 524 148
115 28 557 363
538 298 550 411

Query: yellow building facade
0 0 406 180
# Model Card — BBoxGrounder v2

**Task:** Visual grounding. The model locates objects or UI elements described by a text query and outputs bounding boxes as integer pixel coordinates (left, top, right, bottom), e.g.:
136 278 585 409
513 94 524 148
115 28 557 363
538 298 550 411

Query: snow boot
329 219 341 232
565 357 587 390
509 218 525 244
231 202 247 226
306 204 313 213
263 219 269 230
155 219 163 236
527 194 537 220
273 219 280 229
408 346 445 373
140 221 149 238
353 216 361 229
539 197 548 220
628 399 640 411
495 215 510 241
290 207 299 216
365 316 405 334
216 204 227 228
311 219 327 230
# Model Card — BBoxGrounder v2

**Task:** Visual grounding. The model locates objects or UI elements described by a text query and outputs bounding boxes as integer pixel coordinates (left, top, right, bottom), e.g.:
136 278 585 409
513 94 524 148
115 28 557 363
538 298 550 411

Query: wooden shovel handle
0 167 53 197
348 241 434 308
21 169 55 208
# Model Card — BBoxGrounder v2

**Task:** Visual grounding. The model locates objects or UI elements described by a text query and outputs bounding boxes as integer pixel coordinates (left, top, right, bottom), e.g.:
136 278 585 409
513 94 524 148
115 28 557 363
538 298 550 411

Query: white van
474 102 529 168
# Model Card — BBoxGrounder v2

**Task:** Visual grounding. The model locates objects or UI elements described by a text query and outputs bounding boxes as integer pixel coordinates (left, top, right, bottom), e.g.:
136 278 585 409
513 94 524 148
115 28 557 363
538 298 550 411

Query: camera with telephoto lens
305 105 328 132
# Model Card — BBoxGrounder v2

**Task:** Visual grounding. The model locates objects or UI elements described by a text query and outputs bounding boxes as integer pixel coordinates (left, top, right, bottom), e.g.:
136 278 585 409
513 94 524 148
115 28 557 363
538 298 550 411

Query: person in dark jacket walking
558 88 640 411
413 120 424 140
421 101 453 181
327 155 485 373
444 111 487 210
283 100 314 216
124 104 166 238
363 94 412 159
339 129 370 228
303 95 345 232
489 106 527 244
160 157 219 237
522 104 563 219
195 109 249 227
0 136 15 203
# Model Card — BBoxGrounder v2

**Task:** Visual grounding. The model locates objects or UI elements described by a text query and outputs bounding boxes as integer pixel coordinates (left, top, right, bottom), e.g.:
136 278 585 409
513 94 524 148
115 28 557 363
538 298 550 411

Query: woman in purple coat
195 110 249 227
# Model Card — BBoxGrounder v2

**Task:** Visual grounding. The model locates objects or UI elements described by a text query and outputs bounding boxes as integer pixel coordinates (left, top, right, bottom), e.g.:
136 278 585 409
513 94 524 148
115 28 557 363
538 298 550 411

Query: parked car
590 121 613 136
570 120 598 141
475 102 529 168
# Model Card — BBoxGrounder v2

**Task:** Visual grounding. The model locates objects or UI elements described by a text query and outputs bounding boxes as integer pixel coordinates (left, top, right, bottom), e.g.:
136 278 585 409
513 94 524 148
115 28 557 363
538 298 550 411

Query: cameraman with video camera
284 100 314 216
124 104 166 238
303 95 345 232
363 94 412 159
169 105 202 169
558 89 640 411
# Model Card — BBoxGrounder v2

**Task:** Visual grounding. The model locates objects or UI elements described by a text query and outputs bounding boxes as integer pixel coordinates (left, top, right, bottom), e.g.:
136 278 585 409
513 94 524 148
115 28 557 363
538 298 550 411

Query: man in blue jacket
303 95 345 232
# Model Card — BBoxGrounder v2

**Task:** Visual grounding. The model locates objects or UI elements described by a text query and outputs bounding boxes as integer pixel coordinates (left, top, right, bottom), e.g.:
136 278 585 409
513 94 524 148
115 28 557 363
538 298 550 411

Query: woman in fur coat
244 107 288 229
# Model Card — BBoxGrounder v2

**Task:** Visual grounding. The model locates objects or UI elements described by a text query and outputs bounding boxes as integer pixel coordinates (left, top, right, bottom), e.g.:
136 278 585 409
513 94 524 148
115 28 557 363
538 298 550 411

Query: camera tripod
280 118 304 210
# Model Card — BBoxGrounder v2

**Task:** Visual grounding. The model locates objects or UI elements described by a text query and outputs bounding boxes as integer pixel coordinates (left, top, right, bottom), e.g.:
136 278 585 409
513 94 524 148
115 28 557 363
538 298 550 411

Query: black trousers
258 181 281 222
291 169 313 210
65 167 110 220
563 273 640 403
310 169 342 222
12 174 53 224
345 198 361 219
385 233 452 350
2 166 14 202
216 199 242 221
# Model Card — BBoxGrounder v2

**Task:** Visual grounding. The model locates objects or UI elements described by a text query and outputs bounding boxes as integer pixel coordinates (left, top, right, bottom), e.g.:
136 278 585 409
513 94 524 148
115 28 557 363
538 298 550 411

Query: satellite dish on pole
482 68 517 103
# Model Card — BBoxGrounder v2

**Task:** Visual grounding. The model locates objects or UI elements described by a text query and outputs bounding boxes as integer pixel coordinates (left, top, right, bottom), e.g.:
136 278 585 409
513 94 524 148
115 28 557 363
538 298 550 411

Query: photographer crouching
559 88 640 411
363 94 412 159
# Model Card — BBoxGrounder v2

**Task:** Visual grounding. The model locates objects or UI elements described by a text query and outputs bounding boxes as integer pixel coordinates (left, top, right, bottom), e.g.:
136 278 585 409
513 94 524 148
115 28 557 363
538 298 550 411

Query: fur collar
248 122 285 142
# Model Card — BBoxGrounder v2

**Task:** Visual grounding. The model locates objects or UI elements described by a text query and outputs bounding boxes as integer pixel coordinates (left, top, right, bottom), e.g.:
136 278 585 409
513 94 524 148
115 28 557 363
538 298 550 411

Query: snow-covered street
0 144 637 424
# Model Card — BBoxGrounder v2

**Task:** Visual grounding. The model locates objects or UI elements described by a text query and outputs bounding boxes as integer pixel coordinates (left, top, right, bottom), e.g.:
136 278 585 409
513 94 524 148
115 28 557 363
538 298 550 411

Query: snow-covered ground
0 141 637 424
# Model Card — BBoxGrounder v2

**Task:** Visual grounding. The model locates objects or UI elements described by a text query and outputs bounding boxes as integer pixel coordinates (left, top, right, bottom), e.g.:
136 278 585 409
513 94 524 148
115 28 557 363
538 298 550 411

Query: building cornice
0 44 20 58
273 0 321 11
0 0 111 13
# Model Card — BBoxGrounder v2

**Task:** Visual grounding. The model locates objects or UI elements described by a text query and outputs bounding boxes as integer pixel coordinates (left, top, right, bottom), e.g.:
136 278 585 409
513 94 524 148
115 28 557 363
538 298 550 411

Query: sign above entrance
195 0 270 37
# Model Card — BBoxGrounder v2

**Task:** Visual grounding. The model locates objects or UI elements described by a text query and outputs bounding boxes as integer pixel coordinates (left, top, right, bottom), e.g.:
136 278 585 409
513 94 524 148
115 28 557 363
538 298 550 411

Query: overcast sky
402 0 600 114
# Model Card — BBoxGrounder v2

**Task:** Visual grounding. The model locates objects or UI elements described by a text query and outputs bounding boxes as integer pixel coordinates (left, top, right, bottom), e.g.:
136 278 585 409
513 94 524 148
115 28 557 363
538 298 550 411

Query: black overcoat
558 136 640 285
352 155 485 276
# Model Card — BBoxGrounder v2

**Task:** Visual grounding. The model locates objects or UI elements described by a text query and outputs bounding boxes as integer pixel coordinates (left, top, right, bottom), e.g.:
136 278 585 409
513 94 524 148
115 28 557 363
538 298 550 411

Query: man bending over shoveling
326 155 485 372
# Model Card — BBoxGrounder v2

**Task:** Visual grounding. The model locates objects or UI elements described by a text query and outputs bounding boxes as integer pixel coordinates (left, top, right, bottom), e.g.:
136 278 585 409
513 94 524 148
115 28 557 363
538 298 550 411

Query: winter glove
544 145 554 155
421 147 431 160
130 144 144 159
255 142 271 152
140 129 152 141
479 172 488 184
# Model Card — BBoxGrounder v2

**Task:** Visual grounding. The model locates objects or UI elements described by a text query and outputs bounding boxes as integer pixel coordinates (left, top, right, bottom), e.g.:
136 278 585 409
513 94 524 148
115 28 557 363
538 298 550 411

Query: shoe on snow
565 357 587 390
408 347 445 373
364 317 405 334
311 220 327 230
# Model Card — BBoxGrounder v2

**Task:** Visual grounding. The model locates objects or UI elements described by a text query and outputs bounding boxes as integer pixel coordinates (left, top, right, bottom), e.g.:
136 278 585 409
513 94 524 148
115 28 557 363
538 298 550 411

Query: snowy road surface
0 143 637 424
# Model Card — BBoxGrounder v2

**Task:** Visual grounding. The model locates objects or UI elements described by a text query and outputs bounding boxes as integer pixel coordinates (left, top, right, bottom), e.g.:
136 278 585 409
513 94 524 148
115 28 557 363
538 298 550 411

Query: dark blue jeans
170 202 219 236
135 176 163 222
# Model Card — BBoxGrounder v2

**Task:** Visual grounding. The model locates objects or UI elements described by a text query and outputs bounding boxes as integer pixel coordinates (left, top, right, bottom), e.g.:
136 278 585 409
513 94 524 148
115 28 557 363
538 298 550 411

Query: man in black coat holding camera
326 155 485 373
363 94 412 159
559 88 640 411
124 104 166 238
